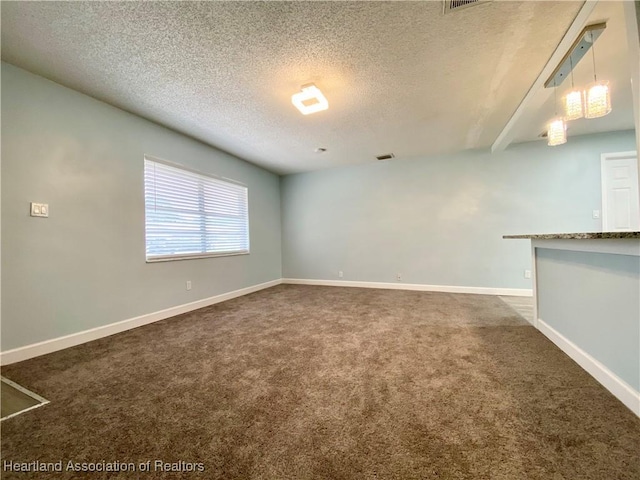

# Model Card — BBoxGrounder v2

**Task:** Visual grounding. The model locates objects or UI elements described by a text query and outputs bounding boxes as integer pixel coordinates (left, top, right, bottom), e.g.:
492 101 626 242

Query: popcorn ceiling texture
0 1 583 173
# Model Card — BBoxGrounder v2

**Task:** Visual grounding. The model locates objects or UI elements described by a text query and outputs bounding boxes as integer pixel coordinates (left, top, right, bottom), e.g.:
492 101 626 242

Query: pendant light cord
591 32 598 82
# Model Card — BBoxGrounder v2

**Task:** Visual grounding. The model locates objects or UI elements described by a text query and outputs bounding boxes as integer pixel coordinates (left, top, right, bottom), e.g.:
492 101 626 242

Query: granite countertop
503 231 640 240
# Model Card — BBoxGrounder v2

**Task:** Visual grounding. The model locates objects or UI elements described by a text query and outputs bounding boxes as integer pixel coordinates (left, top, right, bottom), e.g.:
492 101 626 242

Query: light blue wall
536 248 640 390
281 130 637 288
1 63 282 351
2 60 637 357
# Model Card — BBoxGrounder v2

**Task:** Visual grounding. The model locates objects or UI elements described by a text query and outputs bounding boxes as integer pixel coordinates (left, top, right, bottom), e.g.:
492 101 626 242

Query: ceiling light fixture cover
292 84 328 115
547 118 567 146
585 81 611 119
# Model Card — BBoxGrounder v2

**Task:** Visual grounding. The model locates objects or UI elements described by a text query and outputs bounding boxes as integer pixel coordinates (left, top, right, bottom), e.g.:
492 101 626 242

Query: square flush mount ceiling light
292 84 328 115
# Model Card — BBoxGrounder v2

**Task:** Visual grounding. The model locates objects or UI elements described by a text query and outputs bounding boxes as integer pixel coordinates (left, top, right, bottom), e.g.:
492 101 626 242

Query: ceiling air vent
376 153 395 161
443 0 490 14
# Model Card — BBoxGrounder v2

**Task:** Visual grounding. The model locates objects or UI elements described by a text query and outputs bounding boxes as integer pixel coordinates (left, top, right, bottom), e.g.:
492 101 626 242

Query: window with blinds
144 157 249 262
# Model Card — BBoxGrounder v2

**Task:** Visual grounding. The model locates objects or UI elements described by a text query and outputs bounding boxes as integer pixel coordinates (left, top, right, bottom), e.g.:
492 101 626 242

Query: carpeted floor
1 285 639 479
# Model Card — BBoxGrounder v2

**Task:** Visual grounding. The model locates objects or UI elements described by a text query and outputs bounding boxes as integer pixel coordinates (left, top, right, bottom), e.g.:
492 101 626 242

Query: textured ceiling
1 1 602 174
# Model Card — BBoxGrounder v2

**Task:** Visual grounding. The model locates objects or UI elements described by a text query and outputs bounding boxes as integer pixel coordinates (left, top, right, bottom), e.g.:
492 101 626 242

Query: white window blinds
144 157 249 262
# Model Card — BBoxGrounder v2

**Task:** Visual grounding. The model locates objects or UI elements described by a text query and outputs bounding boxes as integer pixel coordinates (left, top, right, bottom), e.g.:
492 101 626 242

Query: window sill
146 250 250 263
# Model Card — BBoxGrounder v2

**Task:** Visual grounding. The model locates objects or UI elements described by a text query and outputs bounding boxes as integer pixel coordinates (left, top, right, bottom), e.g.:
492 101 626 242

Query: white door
601 151 639 231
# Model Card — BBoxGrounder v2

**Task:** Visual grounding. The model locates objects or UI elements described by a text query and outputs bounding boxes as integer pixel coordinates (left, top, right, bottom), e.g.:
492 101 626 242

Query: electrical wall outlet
186 280 192 291
30 202 49 217
524 270 532 279
338 271 343 278
396 273 402 282
592 210 600 219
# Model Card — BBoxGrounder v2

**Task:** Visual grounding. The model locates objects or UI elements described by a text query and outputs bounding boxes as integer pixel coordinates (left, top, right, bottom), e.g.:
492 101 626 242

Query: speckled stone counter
503 231 640 240
502 231 640 416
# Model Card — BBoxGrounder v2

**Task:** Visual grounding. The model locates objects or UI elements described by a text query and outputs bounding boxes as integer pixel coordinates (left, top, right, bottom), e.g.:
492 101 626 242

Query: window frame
143 155 250 263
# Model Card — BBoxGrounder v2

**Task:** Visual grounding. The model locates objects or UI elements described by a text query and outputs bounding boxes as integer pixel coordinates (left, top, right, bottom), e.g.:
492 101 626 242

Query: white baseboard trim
0 279 282 366
537 318 640 417
282 278 532 297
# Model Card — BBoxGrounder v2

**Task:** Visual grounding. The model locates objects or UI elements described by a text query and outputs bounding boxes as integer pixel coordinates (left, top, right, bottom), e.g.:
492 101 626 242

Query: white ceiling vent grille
443 0 490 14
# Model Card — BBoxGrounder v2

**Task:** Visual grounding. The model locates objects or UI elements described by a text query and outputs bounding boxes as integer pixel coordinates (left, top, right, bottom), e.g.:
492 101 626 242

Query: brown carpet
1 285 639 479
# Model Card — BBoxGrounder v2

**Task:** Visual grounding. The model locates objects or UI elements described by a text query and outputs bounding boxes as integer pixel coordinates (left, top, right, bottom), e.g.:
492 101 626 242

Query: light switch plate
30 202 49 218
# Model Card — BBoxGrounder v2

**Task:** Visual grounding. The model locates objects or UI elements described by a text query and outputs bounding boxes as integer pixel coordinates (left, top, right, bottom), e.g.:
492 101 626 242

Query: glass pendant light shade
585 81 611 118
563 89 584 120
547 118 567 146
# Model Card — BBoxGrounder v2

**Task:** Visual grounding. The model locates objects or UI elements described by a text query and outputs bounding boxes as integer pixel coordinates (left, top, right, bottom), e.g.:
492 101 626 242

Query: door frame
600 150 639 231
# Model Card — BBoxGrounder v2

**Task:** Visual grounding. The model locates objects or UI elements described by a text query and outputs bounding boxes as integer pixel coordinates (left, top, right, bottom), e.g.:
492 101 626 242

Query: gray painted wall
281 130 637 288
1 63 282 351
536 248 640 390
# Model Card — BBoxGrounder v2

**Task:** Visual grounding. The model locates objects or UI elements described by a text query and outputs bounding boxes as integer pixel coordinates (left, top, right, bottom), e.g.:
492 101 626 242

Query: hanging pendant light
548 81 567 146
564 90 584 120
585 82 611 118
585 32 611 119
563 55 584 120
548 118 567 146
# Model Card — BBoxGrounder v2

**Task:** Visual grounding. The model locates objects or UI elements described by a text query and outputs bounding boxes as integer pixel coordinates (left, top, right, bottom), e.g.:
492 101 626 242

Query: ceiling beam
491 0 599 153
